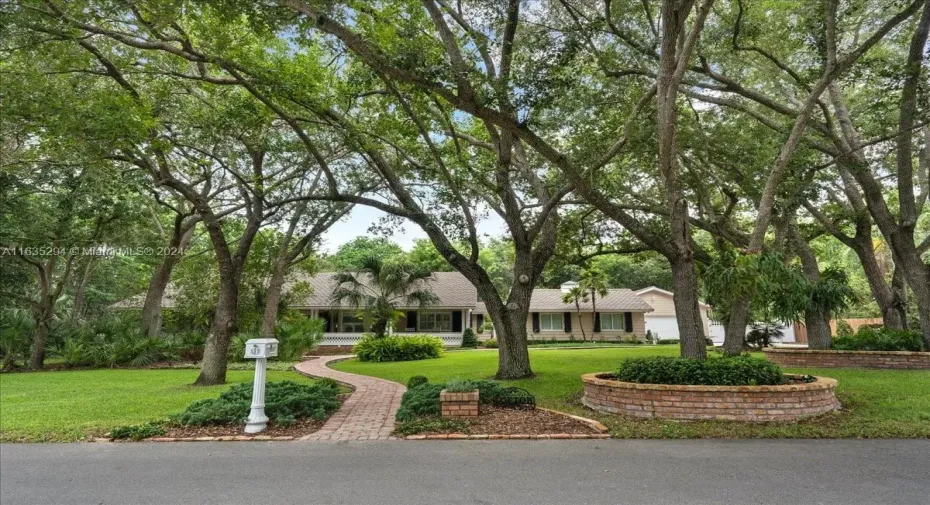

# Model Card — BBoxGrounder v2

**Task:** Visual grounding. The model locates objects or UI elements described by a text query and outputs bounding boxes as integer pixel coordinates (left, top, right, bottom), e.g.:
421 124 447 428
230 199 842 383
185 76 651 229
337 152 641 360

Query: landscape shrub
482 338 498 348
110 422 166 441
615 356 786 386
171 380 340 426
0 309 35 369
832 327 926 352
406 375 429 388
353 334 444 362
393 417 469 436
834 320 854 337
48 315 186 368
395 379 502 421
228 316 324 363
461 328 478 348
656 339 680 345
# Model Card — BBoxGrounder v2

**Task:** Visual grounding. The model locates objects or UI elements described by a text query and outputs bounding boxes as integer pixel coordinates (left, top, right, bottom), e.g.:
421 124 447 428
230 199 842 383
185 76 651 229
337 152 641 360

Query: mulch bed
159 416 326 439
418 406 601 436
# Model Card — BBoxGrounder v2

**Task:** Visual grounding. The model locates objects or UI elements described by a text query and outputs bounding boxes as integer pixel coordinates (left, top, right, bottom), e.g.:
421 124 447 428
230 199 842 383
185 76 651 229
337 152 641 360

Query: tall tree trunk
657 0 711 360
890 264 909 330
29 302 52 370
260 203 306 338
70 259 96 323
787 225 833 349
194 274 238 386
851 235 905 331
575 303 586 341
669 253 708 359
484 278 533 379
142 224 195 337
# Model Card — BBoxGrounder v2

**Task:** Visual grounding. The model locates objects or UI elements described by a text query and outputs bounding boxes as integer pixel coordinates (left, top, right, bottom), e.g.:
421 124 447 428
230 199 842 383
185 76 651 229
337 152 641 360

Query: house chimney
560 281 578 293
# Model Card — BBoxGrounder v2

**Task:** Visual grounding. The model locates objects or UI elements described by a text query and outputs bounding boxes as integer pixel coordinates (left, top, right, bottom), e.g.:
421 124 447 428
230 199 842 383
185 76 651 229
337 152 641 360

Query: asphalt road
2 440 928 505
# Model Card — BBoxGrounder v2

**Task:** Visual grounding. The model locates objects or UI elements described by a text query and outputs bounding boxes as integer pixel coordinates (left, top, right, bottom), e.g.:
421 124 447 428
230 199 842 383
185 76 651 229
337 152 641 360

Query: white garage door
644 316 680 340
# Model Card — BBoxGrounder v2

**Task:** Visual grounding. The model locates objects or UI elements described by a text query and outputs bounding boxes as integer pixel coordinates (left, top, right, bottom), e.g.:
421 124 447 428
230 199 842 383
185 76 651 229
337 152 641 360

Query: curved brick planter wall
763 349 930 370
581 373 840 422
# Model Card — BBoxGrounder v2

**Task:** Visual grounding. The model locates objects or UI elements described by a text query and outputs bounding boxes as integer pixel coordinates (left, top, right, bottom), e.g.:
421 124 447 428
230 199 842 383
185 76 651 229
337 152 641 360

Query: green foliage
395 383 445 421
110 422 165 441
228 316 324 362
331 256 439 338
833 327 926 352
406 375 429 388
482 338 498 348
461 328 478 348
835 320 854 337
47 313 189 368
171 380 340 426
395 378 502 421
615 356 787 386
393 417 469 437
325 237 404 270
0 309 35 369
353 334 444 362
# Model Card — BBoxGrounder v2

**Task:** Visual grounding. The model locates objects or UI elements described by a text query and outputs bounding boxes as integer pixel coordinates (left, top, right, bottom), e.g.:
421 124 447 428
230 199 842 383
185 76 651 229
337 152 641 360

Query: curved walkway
294 355 406 441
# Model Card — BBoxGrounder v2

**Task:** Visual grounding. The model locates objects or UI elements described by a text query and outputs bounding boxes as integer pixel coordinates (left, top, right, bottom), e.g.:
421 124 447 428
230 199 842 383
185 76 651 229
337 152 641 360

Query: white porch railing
321 332 464 347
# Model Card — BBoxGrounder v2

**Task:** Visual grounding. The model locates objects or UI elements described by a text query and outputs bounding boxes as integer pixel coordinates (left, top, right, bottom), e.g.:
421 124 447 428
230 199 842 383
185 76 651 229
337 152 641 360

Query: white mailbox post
243 338 279 434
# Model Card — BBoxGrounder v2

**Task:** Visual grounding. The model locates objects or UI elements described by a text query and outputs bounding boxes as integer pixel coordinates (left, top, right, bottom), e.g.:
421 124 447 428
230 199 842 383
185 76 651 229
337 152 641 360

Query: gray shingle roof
292 271 477 309
530 288 653 312
473 289 653 314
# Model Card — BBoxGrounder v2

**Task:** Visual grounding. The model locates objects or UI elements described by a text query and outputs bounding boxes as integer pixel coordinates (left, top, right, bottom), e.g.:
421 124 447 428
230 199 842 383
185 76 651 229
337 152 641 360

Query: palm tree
580 269 608 336
561 286 589 341
331 256 439 338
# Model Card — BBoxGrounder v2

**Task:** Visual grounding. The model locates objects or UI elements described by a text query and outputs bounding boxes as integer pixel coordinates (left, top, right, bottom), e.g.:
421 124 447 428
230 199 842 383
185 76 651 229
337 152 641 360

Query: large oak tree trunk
482 281 533 380
29 303 52 371
669 253 708 359
260 261 287 338
194 274 238 386
852 236 905 331
142 223 195 337
788 225 833 349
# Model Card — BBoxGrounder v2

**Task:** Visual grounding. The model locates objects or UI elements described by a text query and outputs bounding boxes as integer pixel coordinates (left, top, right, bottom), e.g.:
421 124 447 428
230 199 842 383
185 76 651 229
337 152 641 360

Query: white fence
708 321 796 344
321 332 464 347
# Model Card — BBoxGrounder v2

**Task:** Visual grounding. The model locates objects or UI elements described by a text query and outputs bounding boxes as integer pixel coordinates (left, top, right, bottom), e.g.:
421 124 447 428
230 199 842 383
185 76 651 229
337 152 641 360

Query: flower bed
581 372 840 422
763 348 930 370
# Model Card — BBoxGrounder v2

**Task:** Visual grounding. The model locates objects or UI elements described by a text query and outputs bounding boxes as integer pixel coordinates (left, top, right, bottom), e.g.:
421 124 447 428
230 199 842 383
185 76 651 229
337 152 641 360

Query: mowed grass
0 368 317 442
332 347 930 438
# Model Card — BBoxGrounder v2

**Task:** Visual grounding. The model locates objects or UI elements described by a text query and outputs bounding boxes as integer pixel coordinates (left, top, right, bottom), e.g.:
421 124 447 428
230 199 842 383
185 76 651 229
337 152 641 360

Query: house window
340 311 365 333
600 313 627 331
540 313 564 331
421 312 452 332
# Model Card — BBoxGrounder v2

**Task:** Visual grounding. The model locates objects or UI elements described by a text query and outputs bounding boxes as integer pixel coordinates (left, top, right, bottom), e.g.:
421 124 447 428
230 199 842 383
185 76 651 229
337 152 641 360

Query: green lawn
332 347 930 438
0 368 317 442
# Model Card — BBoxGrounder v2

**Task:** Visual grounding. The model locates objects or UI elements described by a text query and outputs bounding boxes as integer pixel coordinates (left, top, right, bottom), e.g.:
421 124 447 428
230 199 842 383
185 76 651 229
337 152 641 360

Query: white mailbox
244 338 278 359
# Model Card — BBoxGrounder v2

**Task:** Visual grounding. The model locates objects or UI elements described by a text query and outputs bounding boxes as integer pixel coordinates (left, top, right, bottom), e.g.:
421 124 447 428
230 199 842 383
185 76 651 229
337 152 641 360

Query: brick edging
581 372 841 422
763 348 930 370
405 433 611 440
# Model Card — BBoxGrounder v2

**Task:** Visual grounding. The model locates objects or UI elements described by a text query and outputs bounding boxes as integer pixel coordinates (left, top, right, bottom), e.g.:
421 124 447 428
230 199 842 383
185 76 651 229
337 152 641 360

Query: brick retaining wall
581 373 840 422
763 349 930 370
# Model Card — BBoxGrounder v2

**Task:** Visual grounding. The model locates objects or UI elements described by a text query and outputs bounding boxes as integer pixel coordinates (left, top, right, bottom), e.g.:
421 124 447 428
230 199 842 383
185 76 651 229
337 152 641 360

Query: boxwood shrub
395 379 503 421
171 380 341 426
353 334 444 362
615 356 786 386
832 327 926 352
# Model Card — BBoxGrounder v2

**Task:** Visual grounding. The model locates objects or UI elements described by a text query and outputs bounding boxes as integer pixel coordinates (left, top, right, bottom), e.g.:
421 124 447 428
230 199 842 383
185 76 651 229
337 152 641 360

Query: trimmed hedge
615 356 786 386
395 379 503 421
353 334 444 362
833 327 926 352
170 380 341 426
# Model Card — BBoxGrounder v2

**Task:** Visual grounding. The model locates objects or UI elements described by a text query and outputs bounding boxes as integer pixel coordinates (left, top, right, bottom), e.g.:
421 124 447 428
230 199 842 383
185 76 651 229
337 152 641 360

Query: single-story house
472 281 654 341
634 286 712 340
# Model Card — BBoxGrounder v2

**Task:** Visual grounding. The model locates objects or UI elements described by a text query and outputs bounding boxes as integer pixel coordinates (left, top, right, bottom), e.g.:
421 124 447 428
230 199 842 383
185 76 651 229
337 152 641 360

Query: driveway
2 440 928 505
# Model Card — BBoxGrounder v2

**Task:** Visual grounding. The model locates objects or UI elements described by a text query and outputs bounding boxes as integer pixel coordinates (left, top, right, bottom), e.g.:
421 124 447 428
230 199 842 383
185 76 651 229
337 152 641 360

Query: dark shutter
532 312 540 333
406 311 418 331
593 312 601 332
564 312 572 333
319 311 331 332
477 314 484 328
452 311 462 332
624 312 634 332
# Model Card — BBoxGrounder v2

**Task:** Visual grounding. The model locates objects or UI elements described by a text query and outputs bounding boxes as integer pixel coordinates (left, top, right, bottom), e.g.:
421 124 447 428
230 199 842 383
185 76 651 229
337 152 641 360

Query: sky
318 205 508 253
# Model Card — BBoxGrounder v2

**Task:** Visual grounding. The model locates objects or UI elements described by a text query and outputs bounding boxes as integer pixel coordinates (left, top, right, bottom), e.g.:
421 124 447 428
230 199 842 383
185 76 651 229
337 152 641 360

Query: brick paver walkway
294 355 406 441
